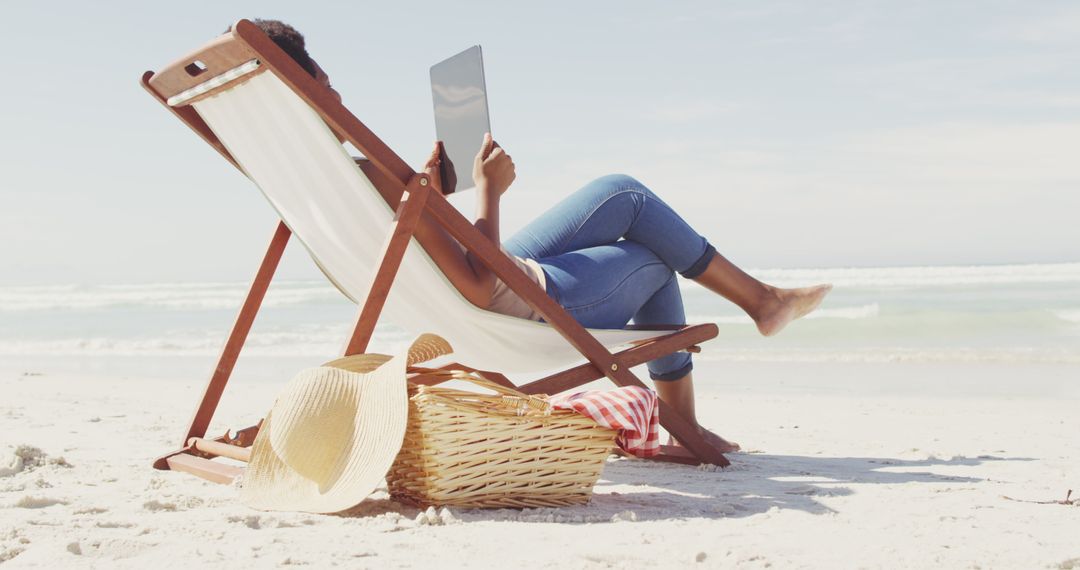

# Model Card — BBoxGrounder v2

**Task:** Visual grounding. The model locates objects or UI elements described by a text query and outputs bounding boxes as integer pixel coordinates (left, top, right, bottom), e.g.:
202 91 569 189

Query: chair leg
648 445 705 466
156 223 288 473
165 454 243 485
343 179 431 356
604 370 729 467
154 421 262 482
180 221 290 447
655 399 730 466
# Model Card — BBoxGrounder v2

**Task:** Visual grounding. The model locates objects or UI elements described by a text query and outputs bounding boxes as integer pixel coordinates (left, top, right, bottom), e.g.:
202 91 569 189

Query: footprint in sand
227 514 265 529
64 538 154 560
11 496 69 509
0 482 26 493
141 500 178 512
94 521 136 529
141 495 204 512
0 547 26 564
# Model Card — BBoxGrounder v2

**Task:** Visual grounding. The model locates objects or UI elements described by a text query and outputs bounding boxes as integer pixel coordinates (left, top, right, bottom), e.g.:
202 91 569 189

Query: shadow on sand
588 452 1032 520
340 452 1032 522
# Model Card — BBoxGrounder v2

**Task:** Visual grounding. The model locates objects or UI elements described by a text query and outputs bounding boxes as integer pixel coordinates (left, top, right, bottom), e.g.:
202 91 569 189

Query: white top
487 252 546 322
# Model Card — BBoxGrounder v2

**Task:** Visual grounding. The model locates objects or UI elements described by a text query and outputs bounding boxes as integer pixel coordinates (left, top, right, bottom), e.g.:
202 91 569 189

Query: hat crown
269 370 362 487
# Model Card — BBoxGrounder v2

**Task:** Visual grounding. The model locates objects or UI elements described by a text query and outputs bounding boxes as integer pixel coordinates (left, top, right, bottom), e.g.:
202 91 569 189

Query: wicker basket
386 372 617 508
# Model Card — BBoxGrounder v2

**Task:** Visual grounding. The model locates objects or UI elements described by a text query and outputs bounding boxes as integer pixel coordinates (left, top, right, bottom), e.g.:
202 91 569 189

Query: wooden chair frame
142 19 728 485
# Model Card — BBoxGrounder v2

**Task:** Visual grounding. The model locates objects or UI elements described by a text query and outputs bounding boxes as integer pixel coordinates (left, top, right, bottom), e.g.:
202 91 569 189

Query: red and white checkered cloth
549 386 660 458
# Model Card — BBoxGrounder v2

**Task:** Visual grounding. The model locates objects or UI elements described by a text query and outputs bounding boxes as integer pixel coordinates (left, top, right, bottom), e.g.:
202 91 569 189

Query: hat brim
239 350 409 513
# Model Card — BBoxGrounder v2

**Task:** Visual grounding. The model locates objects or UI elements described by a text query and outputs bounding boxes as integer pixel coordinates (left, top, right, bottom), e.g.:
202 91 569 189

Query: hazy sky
1 1 1078 285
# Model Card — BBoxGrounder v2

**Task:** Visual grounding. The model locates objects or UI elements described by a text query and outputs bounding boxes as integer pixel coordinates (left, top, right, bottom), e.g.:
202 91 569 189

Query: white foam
1055 310 1080 324
696 347 1080 364
4 262 1078 312
0 282 342 312
688 303 880 325
808 303 880 320
687 314 754 325
0 325 411 357
681 262 1080 290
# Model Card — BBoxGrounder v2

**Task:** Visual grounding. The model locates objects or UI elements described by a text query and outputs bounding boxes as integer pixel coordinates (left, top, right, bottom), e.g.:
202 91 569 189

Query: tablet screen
430 45 490 194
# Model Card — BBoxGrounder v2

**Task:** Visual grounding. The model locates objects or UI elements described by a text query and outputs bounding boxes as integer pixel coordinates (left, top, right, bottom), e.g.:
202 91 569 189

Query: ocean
2 262 1077 371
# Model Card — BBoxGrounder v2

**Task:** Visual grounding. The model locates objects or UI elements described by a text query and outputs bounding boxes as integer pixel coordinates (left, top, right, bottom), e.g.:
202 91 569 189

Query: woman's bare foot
669 425 741 453
754 284 833 337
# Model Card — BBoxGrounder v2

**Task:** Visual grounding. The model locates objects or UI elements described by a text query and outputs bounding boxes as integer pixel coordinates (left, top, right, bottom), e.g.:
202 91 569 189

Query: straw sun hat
239 334 452 513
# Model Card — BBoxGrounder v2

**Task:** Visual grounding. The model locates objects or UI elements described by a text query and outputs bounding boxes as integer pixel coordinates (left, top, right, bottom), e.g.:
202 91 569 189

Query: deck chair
143 20 728 484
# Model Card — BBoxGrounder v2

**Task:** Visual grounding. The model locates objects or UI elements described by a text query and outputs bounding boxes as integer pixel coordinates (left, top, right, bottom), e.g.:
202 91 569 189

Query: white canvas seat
191 69 666 373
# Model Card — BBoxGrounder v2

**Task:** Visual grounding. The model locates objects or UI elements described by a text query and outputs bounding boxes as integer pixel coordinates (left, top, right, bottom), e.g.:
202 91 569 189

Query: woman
252 19 831 452
420 135 831 453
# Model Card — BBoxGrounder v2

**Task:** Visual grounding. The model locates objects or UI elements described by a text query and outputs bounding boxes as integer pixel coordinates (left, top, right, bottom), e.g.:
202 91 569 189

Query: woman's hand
422 141 456 194
473 132 515 197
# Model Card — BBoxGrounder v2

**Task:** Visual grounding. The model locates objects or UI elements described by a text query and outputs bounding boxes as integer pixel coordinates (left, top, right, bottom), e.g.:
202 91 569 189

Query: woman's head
236 19 339 101
249 19 316 77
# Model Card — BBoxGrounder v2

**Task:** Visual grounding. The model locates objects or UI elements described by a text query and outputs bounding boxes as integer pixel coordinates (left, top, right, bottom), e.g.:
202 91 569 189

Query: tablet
430 45 490 194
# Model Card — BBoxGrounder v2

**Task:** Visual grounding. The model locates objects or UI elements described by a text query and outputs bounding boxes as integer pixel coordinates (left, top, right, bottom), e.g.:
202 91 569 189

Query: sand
1 359 1078 569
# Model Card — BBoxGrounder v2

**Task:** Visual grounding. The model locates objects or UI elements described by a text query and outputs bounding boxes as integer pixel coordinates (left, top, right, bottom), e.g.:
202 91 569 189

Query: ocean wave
811 303 881 319
0 282 343 312
682 262 1080 289
0 325 411 357
696 347 1080 364
5 335 1076 365
1055 310 1080 324
4 262 1077 312
689 303 880 324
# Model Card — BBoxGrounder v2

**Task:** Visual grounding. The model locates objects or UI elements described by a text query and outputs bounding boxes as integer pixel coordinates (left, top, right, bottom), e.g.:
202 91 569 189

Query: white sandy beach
2 358 1078 569
4 0 1080 567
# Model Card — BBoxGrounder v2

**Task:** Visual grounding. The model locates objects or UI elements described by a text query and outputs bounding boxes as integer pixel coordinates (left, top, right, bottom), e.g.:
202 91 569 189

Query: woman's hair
230 19 317 78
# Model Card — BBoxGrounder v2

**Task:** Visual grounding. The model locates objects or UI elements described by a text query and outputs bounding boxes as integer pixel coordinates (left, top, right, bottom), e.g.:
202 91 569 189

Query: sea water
1 263 1078 372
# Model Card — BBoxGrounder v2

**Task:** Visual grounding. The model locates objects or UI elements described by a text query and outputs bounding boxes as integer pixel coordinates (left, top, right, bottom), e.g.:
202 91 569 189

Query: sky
1 1 1078 286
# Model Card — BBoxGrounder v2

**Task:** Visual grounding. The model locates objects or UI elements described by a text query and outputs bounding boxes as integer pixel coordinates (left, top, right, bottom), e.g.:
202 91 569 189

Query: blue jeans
504 174 716 380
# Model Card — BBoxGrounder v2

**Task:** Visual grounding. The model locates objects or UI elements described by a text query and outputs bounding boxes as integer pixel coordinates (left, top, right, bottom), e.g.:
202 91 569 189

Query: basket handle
328 334 554 414
410 368 553 414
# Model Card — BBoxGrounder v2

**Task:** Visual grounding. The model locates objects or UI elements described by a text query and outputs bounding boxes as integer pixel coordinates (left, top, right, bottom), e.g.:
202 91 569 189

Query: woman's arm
416 134 515 307
467 133 515 300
